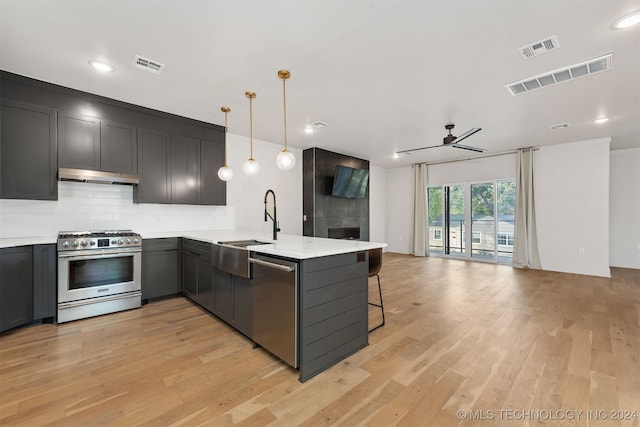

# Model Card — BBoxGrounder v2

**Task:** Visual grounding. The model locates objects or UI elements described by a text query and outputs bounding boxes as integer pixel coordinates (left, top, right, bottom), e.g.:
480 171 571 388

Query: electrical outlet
578 246 585 254
303 214 307 221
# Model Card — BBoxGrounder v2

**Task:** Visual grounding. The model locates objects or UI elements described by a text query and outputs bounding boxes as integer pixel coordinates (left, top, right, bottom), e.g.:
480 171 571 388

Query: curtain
513 148 541 269
413 164 428 257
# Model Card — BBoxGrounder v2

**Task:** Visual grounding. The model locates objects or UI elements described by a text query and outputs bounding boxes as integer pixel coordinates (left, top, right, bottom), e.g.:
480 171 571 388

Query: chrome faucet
264 189 280 240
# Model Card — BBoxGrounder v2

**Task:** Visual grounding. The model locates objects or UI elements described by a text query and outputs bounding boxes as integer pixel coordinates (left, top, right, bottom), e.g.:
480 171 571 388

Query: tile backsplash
0 182 234 238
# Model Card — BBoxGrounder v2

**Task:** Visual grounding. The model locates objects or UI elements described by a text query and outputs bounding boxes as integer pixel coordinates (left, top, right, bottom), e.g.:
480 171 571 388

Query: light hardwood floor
1 254 639 426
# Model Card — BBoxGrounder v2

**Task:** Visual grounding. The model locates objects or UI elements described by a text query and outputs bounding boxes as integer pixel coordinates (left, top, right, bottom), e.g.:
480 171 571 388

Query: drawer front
143 238 178 251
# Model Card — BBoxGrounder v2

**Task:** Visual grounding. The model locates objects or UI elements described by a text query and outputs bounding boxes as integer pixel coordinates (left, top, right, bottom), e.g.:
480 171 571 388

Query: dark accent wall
303 147 369 241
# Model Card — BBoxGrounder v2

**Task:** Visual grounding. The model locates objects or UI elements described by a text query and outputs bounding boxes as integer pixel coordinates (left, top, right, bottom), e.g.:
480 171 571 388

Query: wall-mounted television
331 165 369 198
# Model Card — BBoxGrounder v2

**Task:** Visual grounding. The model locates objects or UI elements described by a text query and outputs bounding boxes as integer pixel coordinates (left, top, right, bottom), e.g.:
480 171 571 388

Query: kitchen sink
218 239 271 248
213 240 272 278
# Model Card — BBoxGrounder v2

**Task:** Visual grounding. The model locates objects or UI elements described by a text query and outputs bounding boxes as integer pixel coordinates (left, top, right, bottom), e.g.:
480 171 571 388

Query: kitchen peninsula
143 230 387 382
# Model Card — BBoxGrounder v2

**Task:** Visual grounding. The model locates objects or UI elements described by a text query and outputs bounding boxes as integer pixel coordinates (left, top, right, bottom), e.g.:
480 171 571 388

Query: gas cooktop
57 230 141 251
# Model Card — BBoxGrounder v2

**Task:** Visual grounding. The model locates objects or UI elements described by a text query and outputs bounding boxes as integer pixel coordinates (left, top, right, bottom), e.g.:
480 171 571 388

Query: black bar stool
368 248 385 333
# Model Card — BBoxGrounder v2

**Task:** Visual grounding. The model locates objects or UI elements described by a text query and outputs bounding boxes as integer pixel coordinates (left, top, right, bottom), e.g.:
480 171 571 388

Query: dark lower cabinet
0 100 57 200
0 246 33 332
197 257 214 312
1 244 57 333
213 268 232 321
33 244 56 320
142 238 180 301
179 239 252 339
181 239 212 310
231 275 253 338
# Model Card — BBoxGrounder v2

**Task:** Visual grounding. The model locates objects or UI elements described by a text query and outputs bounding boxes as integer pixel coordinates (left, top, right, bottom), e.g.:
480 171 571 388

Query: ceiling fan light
276 149 296 170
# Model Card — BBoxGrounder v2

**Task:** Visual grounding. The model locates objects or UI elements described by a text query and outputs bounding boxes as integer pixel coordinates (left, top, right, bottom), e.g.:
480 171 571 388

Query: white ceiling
1 0 638 168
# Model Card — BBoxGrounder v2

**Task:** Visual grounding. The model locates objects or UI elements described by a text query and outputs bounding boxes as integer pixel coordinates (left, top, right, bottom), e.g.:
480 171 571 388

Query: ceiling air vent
549 123 570 130
310 120 328 128
505 53 612 96
519 35 560 59
132 55 165 74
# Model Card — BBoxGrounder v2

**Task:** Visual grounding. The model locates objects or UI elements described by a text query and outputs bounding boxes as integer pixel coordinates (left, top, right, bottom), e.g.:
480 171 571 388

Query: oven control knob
133 238 139 244
126 239 131 244
72 241 79 248
117 239 123 245
62 241 70 248
90 240 96 246
111 240 117 245
80 240 88 247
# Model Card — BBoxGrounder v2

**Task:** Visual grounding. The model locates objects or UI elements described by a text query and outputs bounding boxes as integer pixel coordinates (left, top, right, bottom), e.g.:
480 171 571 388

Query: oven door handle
58 291 142 309
58 249 140 260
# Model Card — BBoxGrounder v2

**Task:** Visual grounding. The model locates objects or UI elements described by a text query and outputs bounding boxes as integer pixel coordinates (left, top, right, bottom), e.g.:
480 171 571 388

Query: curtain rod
413 146 538 167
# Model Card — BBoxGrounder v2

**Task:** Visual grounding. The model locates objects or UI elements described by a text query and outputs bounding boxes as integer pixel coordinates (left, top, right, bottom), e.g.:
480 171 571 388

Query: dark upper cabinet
59 113 137 175
33 244 56 320
0 100 57 200
100 120 137 174
200 139 226 205
135 129 171 204
0 246 33 332
171 135 200 205
58 112 100 170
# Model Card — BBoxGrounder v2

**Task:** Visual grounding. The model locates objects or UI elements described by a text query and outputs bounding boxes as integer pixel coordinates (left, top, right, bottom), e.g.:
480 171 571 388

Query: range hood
58 168 139 185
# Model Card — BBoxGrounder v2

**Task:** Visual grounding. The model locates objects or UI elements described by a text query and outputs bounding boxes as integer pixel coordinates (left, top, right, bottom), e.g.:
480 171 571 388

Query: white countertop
143 230 387 260
0 236 57 248
1 230 387 259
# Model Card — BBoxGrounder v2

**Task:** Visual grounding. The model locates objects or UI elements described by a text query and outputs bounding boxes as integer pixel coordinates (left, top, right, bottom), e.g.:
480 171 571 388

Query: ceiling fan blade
451 143 486 153
452 127 482 144
396 144 443 154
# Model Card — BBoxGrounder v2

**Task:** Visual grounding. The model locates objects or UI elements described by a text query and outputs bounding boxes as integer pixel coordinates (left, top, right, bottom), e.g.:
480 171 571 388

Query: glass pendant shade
276 149 295 170
243 158 260 175
217 165 233 181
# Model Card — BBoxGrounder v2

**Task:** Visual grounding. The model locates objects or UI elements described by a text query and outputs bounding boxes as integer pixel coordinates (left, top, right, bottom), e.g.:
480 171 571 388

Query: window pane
428 187 443 255
471 183 495 259
497 180 516 262
448 185 465 256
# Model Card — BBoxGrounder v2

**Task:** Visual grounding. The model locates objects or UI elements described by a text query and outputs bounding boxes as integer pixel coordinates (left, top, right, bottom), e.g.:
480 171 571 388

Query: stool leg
368 273 385 333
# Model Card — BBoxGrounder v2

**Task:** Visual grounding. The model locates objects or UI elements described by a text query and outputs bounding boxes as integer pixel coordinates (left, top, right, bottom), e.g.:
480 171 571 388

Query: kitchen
1 1 640 425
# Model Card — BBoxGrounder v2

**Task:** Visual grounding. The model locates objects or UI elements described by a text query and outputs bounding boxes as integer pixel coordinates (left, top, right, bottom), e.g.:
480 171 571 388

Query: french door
427 180 515 263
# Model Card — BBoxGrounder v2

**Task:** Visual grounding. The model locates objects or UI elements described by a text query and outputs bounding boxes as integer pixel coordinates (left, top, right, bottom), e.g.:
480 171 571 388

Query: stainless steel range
57 230 142 323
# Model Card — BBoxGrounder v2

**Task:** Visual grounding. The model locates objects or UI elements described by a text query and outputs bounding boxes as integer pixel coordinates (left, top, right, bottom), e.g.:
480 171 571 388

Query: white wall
226 133 303 236
369 165 387 246
534 138 611 277
610 148 640 268
385 165 414 253
427 153 517 185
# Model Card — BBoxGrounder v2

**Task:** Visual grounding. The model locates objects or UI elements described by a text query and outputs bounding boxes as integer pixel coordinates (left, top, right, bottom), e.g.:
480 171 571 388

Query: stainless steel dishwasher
249 253 298 368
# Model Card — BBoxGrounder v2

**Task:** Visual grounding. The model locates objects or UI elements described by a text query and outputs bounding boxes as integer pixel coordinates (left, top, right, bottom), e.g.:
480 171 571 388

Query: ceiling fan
397 124 485 155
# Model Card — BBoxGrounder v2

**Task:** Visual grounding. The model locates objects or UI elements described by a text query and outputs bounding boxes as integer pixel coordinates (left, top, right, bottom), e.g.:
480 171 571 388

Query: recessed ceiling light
392 153 400 159
89 59 115 73
594 117 609 124
304 125 314 134
612 11 640 29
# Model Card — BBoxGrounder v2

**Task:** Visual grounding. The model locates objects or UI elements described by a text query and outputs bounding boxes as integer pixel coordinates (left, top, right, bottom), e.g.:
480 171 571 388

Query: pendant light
217 106 233 181
276 69 296 171
243 91 260 175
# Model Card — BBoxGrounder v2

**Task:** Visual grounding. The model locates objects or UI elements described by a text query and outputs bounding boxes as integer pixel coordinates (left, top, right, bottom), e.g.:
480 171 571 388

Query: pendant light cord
282 77 288 151
249 96 254 160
